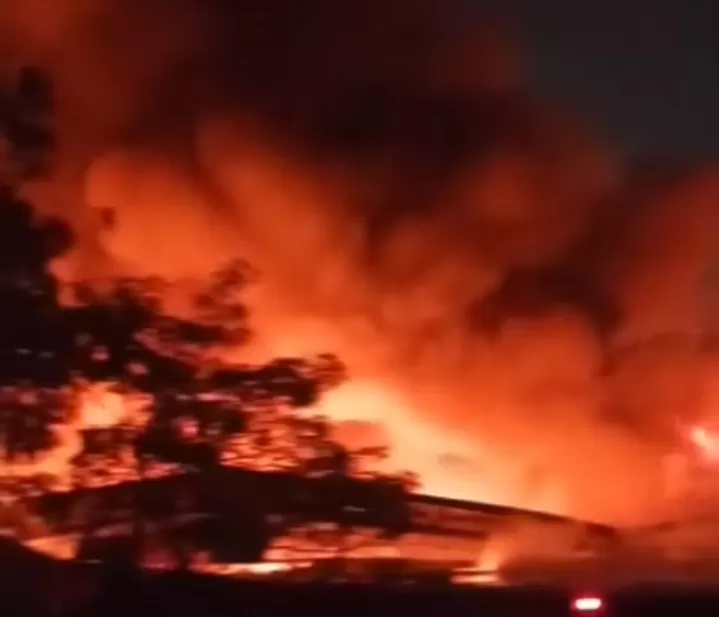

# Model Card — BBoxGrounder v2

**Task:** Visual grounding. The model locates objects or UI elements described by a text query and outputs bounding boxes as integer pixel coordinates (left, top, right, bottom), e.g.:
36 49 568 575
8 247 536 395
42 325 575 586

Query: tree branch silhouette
0 68 411 567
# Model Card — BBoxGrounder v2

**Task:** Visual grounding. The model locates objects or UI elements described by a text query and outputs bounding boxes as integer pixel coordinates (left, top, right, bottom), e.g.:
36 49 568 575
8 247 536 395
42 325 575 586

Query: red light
572 595 603 612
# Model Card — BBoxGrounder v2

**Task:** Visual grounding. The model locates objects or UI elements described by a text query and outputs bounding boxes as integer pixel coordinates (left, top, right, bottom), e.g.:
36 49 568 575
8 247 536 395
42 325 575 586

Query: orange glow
196 561 313 577
7 0 719 536
24 536 79 561
77 383 130 428
69 131 697 527
451 568 503 586
690 426 719 461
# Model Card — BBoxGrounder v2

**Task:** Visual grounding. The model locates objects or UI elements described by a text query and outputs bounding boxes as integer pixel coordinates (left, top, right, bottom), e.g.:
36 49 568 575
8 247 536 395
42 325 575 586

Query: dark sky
478 1 719 160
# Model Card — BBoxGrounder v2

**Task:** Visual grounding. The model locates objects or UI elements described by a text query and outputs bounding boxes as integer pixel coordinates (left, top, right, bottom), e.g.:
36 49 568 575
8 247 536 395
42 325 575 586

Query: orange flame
690 426 719 461
5 0 719 531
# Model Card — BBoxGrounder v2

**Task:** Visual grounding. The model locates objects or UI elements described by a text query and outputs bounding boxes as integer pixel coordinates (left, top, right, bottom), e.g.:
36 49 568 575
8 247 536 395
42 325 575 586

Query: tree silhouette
0 69 412 568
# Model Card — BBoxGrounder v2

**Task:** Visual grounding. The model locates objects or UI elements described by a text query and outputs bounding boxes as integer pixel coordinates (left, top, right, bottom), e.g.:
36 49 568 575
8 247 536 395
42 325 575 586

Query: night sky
479 1 719 160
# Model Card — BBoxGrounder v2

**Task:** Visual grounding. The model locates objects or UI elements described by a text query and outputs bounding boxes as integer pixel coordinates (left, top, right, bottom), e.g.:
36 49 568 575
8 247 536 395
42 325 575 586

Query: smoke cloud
2 0 719 526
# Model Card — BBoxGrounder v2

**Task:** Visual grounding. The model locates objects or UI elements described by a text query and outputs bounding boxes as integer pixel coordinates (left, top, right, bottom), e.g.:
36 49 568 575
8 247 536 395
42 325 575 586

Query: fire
77 383 131 429
19 356 542 510
3 0 719 533
66 377 510 503
690 426 719 461
317 381 494 496
72 126 704 526
1 383 149 492
197 561 312 578
25 535 79 560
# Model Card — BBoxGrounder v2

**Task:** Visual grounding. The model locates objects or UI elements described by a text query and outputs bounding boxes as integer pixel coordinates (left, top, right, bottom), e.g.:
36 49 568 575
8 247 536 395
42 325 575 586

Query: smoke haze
2 0 718 525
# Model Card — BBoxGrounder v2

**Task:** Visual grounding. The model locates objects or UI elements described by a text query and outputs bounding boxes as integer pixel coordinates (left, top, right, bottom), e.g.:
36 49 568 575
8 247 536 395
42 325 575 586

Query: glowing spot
572 596 603 612
690 426 719 461
79 383 128 429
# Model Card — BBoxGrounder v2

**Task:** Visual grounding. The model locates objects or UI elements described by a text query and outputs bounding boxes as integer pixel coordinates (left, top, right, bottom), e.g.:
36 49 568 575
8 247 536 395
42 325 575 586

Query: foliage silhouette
0 68 412 566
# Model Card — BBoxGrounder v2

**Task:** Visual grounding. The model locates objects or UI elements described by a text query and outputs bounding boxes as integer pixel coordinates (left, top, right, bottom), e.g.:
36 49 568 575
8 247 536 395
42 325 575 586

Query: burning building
13 467 615 578
0 0 718 538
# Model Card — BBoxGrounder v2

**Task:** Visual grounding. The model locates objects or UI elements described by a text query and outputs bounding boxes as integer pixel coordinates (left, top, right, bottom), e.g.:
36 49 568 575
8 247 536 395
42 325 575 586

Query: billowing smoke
2 0 719 526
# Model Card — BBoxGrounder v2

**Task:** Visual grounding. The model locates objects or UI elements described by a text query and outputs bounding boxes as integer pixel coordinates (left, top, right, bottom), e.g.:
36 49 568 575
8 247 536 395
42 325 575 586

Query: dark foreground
3 541 719 617
89 574 719 617
6 568 719 617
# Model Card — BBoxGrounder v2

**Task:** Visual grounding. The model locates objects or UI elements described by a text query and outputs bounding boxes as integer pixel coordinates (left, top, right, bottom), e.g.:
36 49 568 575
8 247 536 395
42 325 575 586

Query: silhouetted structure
19 468 616 566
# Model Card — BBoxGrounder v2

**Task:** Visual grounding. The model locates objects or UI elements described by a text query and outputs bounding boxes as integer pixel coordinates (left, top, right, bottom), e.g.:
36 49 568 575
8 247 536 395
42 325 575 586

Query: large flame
1 0 719 529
